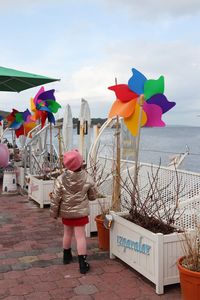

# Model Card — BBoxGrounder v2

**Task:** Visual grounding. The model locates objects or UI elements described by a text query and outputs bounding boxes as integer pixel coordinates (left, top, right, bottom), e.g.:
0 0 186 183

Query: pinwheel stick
132 94 145 205
112 115 121 211
49 123 53 178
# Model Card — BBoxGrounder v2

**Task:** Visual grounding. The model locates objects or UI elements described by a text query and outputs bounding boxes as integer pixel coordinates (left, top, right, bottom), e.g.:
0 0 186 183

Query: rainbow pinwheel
0 115 3 126
32 87 61 127
6 108 36 138
108 68 176 136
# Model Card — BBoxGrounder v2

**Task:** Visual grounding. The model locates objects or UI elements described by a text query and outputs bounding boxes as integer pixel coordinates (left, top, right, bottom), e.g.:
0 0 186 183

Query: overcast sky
0 0 200 126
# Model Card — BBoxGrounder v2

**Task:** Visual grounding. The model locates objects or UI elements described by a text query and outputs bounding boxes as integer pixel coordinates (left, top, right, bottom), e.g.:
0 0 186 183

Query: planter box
110 212 185 294
86 197 112 237
28 175 54 208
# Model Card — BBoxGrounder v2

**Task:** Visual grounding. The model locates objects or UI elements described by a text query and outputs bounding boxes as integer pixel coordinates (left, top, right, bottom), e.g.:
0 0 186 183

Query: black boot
78 255 90 274
63 248 73 264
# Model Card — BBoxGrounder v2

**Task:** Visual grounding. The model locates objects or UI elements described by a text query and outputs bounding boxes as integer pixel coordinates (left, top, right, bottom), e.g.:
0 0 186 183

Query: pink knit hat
63 149 83 171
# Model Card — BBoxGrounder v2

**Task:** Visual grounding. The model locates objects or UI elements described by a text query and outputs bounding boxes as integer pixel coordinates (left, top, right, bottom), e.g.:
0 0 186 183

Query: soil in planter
181 257 200 272
125 212 180 234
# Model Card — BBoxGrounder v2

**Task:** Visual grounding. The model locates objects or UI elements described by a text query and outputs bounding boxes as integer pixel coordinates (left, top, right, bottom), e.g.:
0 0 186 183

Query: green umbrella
0 66 59 92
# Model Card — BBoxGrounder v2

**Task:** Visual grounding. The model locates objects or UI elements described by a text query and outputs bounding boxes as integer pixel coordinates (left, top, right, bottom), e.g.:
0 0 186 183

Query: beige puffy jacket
50 169 97 219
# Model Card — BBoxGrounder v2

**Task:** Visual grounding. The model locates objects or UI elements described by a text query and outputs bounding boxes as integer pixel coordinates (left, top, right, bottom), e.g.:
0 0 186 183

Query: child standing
50 149 97 274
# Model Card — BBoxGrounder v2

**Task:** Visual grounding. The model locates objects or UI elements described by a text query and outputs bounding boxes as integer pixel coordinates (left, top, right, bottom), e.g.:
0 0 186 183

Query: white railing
98 156 200 230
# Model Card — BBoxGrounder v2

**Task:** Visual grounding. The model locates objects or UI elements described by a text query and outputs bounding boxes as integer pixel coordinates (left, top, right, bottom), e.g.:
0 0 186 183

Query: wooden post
93 124 100 141
79 121 84 156
132 94 145 206
112 77 121 212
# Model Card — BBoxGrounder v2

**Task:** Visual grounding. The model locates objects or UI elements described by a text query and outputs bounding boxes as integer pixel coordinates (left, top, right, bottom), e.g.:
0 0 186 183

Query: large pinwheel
6 108 36 138
108 68 176 136
0 115 3 126
31 87 61 127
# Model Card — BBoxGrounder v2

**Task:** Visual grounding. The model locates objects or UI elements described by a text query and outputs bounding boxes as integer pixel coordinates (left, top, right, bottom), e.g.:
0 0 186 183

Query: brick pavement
0 186 182 299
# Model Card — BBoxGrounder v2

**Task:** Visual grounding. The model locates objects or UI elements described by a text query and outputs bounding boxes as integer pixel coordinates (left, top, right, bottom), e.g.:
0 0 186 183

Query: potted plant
109 163 192 294
177 226 200 300
94 199 112 251
86 155 113 245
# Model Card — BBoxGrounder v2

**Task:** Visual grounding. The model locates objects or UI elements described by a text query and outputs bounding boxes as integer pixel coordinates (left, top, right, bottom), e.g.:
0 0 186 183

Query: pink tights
63 225 87 255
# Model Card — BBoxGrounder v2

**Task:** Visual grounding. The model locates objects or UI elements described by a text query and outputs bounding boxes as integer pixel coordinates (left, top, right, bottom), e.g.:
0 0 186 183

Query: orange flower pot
177 256 200 300
95 215 110 251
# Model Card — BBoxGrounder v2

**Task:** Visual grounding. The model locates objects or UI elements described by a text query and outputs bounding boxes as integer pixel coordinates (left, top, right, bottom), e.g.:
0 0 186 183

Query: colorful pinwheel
108 68 176 136
32 87 61 127
6 108 35 138
0 115 3 126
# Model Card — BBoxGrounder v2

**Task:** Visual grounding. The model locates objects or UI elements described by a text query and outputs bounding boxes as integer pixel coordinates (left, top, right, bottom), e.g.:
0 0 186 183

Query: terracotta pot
177 256 200 300
95 214 110 251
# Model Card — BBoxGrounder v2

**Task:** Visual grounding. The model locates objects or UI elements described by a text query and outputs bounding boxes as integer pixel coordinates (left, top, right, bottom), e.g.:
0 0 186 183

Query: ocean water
2 125 200 173
139 126 200 173
97 125 200 173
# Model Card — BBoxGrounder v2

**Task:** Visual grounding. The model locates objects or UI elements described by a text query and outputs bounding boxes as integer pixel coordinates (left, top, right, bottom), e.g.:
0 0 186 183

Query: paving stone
0 264 12 273
94 291 121 300
99 272 123 284
25 249 43 256
3 296 25 300
114 285 141 299
70 296 92 300
50 258 63 265
0 286 10 299
61 269 82 279
74 284 98 295
101 264 125 273
25 267 47 276
24 291 52 300
49 287 74 299
42 247 61 254
17 275 41 285
9 283 34 296
0 278 18 289
39 270 63 282
12 263 32 271
0 258 18 265
18 256 38 264
79 274 102 285
37 253 57 260
32 281 57 292
30 260 52 268
5 251 26 258
4 271 25 279
56 278 80 288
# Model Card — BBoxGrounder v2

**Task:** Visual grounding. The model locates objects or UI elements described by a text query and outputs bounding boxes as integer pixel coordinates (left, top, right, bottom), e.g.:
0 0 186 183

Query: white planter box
110 212 185 294
28 175 54 208
86 197 112 237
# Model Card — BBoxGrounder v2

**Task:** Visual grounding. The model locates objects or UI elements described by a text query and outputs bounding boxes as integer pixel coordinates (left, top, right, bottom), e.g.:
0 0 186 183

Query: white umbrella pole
58 125 63 173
